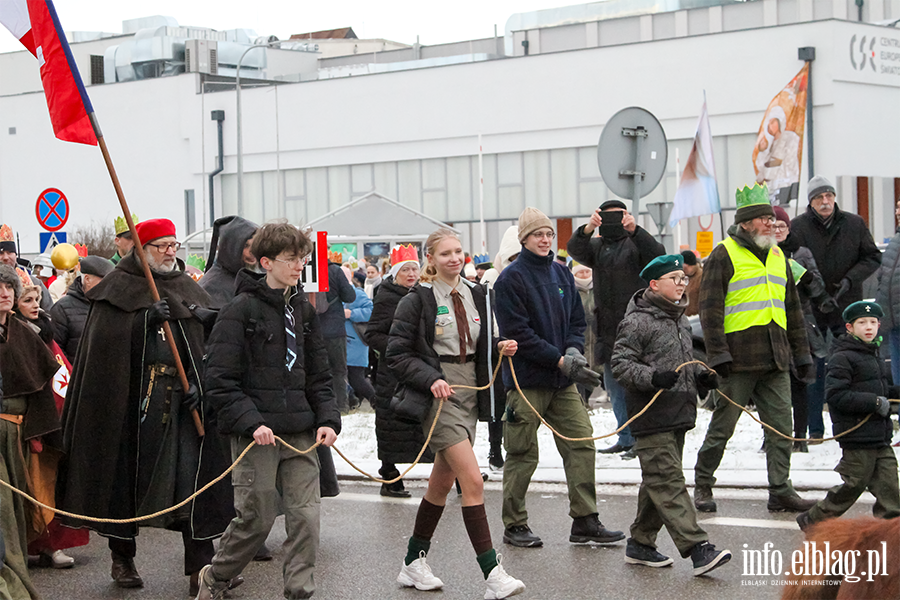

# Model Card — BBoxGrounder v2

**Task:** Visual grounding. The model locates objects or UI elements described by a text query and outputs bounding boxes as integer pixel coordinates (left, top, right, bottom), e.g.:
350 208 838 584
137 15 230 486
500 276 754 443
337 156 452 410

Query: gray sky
0 0 579 54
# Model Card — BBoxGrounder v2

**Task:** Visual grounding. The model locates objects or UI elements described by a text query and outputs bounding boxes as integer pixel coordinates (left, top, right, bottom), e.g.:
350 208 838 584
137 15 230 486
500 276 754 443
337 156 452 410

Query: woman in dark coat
368 246 431 496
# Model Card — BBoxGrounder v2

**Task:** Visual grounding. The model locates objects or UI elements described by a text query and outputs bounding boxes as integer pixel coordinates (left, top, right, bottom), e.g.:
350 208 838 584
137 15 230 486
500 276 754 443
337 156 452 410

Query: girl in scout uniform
386 228 525 599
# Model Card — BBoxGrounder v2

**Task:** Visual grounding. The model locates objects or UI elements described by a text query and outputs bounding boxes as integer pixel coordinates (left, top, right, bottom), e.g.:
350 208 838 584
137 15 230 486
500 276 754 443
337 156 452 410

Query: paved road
31 481 874 600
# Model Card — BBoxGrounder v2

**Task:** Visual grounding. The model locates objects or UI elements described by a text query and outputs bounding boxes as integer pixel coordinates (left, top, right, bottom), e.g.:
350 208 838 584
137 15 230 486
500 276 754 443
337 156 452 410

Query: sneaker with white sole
397 551 443 591
484 555 525 600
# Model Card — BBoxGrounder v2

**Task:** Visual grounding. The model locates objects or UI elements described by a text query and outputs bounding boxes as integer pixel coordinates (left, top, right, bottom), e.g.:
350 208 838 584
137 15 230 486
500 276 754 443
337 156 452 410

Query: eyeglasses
274 256 309 268
754 216 776 225
660 275 689 285
773 224 789 231
146 241 181 253
530 231 556 240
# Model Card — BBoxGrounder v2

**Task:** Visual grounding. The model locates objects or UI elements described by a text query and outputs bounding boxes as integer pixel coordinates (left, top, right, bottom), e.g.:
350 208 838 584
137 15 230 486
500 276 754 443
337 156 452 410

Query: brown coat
684 264 703 318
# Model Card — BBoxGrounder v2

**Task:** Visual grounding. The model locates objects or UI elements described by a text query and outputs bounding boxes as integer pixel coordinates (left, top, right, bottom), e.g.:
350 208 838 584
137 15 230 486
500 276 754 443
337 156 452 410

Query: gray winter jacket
611 288 702 437
877 227 900 331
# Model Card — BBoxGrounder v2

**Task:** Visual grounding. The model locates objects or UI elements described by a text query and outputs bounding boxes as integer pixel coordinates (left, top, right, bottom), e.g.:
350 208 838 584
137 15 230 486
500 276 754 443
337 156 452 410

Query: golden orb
51 243 80 271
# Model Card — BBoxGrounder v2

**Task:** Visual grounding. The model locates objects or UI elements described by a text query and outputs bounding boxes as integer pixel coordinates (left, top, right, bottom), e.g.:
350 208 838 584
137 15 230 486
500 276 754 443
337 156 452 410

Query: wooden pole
90 115 204 437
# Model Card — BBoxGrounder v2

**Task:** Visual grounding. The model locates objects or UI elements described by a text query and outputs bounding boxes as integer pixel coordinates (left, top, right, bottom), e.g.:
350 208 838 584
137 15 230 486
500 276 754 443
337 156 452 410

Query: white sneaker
484 555 525 600
397 551 444 591
46 549 75 569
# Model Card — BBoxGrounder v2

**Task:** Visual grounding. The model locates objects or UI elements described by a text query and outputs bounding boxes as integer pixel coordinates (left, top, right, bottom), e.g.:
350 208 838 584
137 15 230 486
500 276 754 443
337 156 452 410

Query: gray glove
560 348 601 387
875 396 891 418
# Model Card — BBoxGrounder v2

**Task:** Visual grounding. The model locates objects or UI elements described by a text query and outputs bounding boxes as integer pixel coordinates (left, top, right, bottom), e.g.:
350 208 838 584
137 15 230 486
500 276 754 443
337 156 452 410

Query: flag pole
89 113 205 437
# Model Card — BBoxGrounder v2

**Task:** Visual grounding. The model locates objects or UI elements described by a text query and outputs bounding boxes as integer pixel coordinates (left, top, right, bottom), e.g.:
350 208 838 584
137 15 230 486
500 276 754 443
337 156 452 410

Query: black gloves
696 371 719 391
796 363 815 382
189 304 219 328
715 362 732 379
560 348 602 388
651 370 680 390
819 297 838 314
833 278 851 303
182 383 201 412
147 299 171 328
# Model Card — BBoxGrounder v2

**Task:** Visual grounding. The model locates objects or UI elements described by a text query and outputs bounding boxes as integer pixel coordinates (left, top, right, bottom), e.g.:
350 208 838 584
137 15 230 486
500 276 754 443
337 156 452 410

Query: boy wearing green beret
797 301 900 530
611 255 731 576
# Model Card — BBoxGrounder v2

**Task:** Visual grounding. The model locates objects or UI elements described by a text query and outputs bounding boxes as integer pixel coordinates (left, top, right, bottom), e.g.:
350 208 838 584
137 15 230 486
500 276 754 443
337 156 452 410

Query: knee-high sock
405 498 445 565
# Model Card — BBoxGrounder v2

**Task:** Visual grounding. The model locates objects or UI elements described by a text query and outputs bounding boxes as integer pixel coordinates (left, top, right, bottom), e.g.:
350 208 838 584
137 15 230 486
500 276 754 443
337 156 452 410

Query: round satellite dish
597 107 668 208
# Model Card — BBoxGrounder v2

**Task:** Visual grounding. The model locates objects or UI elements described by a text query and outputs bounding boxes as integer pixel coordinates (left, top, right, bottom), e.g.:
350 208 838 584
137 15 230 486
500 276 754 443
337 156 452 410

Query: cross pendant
158 327 166 341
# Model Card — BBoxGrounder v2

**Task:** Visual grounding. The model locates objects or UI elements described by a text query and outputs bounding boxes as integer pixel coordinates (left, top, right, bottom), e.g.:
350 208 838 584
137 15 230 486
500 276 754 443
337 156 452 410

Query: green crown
186 254 206 271
735 183 770 209
114 214 140 236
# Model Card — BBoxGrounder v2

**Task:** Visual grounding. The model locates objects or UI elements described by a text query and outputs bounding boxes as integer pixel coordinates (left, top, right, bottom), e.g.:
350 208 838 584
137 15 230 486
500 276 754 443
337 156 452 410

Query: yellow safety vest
722 237 788 334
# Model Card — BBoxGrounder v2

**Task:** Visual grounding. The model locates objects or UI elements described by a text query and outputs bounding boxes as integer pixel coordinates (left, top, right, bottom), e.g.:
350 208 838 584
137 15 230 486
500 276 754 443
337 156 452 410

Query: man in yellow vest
693 184 816 513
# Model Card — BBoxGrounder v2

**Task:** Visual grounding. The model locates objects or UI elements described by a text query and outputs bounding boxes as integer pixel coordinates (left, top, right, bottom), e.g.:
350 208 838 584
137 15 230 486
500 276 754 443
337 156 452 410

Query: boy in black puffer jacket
197 222 341 600
611 254 731 577
798 301 900 530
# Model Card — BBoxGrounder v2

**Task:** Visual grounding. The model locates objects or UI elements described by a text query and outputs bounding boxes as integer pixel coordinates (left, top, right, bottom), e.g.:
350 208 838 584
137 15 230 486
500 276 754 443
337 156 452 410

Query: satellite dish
597 107 668 215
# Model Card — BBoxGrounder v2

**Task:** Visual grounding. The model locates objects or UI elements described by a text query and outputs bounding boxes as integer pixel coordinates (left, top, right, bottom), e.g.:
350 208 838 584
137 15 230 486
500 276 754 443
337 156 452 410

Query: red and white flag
0 0 97 145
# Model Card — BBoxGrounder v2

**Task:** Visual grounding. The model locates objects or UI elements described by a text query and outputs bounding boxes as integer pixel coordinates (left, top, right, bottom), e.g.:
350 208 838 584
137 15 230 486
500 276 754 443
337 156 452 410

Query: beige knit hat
517 207 554 244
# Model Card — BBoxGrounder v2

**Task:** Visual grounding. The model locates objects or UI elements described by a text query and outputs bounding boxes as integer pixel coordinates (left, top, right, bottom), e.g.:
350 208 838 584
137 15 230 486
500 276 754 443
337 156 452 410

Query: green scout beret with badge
640 254 685 283
842 301 884 324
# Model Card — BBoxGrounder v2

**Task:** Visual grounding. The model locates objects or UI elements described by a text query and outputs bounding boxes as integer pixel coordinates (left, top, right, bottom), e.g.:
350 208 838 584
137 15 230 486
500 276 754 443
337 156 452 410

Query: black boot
379 465 411 498
110 552 143 588
569 514 625 544
694 485 717 513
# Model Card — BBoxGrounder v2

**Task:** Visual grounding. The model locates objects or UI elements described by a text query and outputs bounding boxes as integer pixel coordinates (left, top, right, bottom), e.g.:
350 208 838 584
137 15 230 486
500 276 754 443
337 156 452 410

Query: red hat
135 218 177 245
772 206 791 225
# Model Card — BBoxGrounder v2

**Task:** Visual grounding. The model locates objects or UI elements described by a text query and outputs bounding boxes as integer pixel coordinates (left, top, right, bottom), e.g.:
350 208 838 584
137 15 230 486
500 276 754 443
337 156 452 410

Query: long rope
0 356 893 523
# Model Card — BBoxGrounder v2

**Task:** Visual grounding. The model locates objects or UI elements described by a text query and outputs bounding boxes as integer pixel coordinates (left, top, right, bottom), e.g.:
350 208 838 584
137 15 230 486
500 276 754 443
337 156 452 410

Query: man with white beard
692 184 816 515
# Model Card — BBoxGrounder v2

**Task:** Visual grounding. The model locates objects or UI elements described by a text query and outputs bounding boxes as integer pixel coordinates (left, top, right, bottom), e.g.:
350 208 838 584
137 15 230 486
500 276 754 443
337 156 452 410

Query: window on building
90 55 104 85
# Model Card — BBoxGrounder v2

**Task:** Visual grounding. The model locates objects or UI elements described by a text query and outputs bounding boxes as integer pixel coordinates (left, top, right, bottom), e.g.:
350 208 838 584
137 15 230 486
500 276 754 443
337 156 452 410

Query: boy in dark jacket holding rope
196 222 341 600
797 301 900 531
611 255 731 576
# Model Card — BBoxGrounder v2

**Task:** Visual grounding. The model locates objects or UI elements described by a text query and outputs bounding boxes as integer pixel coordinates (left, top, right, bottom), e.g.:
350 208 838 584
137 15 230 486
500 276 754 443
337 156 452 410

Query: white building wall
0 19 898 256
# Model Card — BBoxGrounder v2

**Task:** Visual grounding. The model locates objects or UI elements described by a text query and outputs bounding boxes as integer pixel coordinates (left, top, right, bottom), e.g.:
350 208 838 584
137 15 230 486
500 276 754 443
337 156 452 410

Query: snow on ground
332 398 900 492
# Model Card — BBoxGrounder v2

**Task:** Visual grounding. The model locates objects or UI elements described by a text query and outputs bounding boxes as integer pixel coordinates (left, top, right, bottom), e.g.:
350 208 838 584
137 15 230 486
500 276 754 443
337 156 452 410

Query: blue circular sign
36 188 69 232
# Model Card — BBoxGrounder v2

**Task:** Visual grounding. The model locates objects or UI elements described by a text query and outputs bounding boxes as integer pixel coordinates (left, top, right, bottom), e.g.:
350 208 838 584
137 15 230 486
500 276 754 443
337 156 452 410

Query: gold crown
114 214 139 236
0 224 14 243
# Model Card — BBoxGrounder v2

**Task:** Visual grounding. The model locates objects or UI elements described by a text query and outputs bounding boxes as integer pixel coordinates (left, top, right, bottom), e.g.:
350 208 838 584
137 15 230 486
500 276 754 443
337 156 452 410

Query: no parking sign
36 188 69 232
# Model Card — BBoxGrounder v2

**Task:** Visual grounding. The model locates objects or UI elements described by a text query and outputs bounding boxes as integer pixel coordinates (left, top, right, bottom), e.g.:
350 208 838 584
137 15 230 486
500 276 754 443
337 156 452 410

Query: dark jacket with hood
48 276 89 362
386 278 494 422
699 224 811 373
318 262 356 338
779 233 832 362
825 334 897 449
567 223 665 364
790 204 881 330
368 276 433 464
494 247 586 391
200 216 258 309
876 226 900 332
204 269 341 438
59 252 233 539
611 288 702 437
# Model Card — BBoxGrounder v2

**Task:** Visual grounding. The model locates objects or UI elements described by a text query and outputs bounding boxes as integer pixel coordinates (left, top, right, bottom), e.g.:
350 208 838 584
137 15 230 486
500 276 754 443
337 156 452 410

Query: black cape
58 253 234 539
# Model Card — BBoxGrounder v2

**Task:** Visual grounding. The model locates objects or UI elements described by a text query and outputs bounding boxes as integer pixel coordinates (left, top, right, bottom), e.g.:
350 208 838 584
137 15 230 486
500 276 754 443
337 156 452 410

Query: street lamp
236 40 281 215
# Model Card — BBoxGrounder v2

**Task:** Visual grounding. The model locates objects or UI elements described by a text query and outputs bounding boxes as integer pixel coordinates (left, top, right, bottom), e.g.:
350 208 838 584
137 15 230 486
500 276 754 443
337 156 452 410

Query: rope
0 355 894 523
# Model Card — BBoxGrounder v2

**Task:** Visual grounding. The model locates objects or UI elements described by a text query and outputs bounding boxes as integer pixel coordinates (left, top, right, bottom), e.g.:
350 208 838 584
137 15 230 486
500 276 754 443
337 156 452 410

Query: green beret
640 254 686 283
842 301 884 323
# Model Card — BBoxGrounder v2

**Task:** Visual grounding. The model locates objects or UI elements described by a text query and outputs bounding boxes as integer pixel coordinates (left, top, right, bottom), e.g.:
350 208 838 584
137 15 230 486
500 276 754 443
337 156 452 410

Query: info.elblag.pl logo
740 541 890 588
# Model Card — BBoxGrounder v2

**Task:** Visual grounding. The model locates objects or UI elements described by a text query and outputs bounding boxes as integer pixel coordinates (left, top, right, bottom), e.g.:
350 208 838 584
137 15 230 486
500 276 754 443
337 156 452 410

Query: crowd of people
0 173 896 599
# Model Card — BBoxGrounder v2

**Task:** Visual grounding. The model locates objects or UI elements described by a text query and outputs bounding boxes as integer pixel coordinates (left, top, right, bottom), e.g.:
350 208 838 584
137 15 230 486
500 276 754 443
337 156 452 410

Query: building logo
850 34 876 71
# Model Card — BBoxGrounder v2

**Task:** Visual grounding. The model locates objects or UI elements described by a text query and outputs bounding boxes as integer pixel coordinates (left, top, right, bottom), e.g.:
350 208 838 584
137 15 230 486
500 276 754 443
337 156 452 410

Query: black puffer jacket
200 216 258 309
367 277 433 464
825 334 897 450
386 279 494 422
318 262 356 338
790 204 881 330
204 269 341 437
611 288 701 437
779 234 832 362
48 277 90 362
567 224 665 364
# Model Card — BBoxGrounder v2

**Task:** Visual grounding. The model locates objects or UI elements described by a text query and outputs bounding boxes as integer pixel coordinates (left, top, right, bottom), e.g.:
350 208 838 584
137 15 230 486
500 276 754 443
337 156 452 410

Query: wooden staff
90 114 204 437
